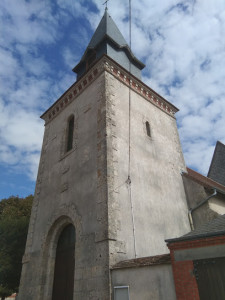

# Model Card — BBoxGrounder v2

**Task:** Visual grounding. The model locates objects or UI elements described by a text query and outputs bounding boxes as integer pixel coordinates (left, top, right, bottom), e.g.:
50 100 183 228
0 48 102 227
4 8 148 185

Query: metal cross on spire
103 0 109 10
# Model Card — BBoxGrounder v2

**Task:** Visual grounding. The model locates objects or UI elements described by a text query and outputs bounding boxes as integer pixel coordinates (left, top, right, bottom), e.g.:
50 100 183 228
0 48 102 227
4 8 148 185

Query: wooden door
52 224 75 300
194 256 225 300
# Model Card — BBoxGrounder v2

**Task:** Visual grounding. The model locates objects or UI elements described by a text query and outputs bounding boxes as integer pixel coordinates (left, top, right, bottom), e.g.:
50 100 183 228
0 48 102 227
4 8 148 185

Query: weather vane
103 0 109 10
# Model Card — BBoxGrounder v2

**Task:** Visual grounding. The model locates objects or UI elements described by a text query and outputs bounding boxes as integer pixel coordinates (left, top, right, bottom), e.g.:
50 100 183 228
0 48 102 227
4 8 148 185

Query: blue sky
0 0 225 199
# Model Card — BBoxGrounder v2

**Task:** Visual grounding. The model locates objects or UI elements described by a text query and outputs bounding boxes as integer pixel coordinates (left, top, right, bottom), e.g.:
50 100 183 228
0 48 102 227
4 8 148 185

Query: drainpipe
188 188 217 231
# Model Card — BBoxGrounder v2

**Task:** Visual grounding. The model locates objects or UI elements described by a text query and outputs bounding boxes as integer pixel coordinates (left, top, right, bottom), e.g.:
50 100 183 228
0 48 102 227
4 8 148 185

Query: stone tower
18 10 190 300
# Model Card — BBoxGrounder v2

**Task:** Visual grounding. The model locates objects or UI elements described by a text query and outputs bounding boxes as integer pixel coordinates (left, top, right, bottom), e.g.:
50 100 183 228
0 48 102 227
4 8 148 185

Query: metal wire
127 0 137 258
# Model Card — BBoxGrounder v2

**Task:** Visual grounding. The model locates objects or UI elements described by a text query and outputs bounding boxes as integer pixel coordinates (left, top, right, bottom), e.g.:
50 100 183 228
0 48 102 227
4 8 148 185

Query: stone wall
18 70 111 300
18 56 192 299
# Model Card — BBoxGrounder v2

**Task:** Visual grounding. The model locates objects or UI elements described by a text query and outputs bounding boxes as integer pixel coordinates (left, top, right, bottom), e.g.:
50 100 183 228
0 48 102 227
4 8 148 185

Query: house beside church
17 9 225 300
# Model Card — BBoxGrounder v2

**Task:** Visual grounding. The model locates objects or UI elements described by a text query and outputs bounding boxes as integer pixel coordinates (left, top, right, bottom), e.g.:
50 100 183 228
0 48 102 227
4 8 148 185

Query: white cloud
62 47 79 68
0 0 64 184
23 152 42 181
1 111 43 151
0 1 58 45
0 0 225 193
183 140 215 175
128 0 225 176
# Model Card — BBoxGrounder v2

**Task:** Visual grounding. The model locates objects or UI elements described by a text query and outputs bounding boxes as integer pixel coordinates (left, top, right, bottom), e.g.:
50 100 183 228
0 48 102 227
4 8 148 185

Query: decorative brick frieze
41 56 178 124
103 58 177 117
41 62 104 124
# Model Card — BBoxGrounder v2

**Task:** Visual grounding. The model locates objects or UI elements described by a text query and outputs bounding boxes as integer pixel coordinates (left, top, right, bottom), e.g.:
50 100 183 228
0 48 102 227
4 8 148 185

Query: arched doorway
52 224 75 300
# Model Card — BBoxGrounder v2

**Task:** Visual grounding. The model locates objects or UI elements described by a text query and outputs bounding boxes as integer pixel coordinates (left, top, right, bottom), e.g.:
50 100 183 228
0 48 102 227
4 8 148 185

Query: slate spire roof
208 141 225 186
73 9 145 80
87 8 128 50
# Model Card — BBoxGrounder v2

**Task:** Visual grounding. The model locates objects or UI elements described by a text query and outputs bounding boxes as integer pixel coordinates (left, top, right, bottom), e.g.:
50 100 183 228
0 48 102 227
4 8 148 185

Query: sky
0 0 225 199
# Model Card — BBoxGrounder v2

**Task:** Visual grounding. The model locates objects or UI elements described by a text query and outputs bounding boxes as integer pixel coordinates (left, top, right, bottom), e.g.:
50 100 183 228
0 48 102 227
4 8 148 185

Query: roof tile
112 254 171 269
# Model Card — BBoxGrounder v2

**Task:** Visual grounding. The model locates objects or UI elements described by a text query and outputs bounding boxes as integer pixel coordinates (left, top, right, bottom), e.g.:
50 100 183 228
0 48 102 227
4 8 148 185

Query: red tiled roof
183 167 225 193
111 254 171 269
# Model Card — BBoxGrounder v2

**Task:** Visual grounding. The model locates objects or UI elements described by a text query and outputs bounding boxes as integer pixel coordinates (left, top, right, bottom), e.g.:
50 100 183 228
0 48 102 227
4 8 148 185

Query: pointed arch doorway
52 224 75 300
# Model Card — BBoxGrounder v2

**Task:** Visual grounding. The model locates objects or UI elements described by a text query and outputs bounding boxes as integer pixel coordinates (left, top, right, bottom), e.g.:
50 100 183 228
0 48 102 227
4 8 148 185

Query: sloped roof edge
111 254 171 269
166 214 225 243
73 34 145 73
183 167 225 194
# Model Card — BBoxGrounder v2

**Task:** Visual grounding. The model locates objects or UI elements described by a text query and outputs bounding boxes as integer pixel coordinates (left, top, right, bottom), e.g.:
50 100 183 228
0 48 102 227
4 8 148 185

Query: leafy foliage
0 195 33 298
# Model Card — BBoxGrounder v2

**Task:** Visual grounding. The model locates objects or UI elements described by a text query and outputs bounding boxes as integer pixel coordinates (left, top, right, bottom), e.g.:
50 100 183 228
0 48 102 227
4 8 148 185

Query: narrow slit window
66 116 74 152
146 121 151 137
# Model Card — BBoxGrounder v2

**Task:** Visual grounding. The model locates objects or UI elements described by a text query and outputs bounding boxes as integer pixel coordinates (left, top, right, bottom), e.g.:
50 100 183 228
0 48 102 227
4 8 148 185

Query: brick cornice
103 57 178 118
41 55 178 124
167 234 225 251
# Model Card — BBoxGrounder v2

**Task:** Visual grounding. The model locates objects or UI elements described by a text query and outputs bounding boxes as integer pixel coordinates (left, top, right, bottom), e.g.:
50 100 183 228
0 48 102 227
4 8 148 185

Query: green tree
0 195 33 299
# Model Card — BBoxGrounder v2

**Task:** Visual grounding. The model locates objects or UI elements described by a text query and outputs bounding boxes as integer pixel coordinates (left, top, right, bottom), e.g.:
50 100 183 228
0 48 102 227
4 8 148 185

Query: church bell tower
18 9 190 300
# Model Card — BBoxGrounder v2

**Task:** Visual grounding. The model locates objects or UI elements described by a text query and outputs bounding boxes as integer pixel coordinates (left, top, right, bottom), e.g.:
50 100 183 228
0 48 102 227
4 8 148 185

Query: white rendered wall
105 71 191 263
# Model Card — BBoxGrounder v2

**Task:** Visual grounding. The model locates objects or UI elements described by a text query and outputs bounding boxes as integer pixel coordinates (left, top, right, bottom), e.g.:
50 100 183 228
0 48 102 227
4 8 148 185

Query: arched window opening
66 116 74 152
52 224 75 300
146 121 151 137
